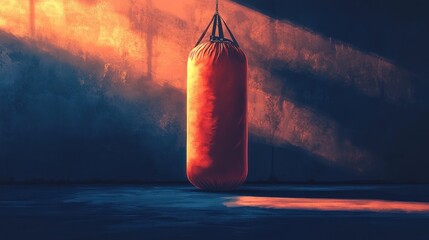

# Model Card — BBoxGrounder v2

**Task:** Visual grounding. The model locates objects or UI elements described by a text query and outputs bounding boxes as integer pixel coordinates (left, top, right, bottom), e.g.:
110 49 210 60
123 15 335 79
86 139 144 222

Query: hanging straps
195 15 216 48
210 13 224 41
194 13 240 48
220 15 239 48
194 0 240 48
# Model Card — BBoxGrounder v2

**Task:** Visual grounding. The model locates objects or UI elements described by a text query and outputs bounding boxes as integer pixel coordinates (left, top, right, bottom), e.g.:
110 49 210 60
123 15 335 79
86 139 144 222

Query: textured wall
0 0 427 182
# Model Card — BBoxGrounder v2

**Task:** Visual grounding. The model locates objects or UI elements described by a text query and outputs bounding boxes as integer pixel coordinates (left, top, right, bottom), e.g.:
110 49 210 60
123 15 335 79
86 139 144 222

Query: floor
1 184 429 240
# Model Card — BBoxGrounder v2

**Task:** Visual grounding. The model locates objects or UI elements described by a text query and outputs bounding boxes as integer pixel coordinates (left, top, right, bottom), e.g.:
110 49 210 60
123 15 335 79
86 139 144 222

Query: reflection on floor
225 196 429 213
1 184 429 240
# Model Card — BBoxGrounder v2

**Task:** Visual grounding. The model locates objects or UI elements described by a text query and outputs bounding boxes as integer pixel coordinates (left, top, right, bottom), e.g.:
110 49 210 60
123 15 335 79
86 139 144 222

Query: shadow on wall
387 113 429 183
232 0 429 78
0 31 186 182
0 31 338 182
0 0 428 182
264 60 429 182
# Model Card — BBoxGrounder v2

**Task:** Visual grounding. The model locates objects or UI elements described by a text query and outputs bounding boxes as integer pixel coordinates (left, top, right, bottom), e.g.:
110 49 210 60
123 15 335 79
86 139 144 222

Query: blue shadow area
1 184 429 240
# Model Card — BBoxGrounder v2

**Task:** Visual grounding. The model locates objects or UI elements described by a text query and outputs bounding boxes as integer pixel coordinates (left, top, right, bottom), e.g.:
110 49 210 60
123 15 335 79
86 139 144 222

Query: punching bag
187 3 248 191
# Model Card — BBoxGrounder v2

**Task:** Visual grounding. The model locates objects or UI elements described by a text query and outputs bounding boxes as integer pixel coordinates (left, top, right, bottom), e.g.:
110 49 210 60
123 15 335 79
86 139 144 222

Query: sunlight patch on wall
0 0 415 176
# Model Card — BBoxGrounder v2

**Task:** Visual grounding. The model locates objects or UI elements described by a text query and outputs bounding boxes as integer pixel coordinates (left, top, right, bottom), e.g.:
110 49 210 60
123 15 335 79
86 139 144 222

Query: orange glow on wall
29 0 35 37
0 0 417 177
225 196 429 213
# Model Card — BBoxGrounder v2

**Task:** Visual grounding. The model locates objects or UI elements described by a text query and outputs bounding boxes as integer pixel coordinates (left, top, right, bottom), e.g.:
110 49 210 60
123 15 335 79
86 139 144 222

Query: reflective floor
1 184 429 240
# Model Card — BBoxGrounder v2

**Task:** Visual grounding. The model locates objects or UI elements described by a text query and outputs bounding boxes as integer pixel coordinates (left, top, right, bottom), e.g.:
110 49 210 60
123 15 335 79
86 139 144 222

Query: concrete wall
0 0 427 182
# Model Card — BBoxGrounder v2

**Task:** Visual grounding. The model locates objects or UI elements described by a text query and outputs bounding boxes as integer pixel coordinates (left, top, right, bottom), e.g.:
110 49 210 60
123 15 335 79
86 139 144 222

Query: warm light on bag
186 6 248 190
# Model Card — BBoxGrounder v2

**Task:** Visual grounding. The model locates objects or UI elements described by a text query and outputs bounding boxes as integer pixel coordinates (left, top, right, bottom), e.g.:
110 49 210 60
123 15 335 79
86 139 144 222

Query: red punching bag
187 3 248 190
